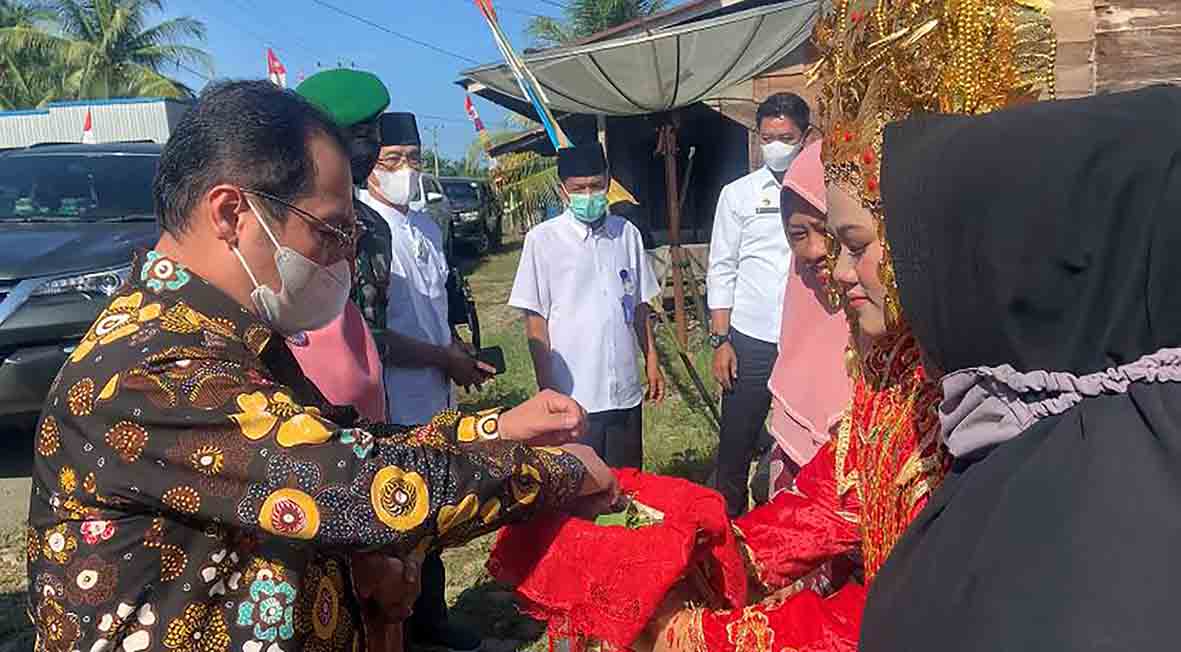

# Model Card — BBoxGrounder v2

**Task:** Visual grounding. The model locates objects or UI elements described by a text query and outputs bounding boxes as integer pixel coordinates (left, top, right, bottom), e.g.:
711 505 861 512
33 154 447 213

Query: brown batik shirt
27 250 585 652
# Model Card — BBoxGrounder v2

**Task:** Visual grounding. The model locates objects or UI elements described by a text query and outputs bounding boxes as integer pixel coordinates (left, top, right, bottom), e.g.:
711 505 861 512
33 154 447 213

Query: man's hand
446 346 495 391
559 443 620 517
711 343 739 393
646 358 666 403
499 389 587 444
351 552 421 623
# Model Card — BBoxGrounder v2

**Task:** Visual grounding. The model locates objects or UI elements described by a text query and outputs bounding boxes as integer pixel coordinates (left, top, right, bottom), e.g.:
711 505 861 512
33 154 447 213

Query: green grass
446 240 720 651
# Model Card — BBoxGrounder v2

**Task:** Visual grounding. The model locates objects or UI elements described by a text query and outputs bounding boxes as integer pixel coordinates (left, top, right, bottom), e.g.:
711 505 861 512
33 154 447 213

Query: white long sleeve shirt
706 166 792 343
509 211 660 414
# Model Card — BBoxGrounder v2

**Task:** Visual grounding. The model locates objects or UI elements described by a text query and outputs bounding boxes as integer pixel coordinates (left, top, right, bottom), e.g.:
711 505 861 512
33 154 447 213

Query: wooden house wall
1095 0 1181 93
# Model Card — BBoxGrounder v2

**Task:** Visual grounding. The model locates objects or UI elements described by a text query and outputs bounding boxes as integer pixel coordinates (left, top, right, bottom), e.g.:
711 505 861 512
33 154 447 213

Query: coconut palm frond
494 152 560 230
0 0 211 109
528 0 668 46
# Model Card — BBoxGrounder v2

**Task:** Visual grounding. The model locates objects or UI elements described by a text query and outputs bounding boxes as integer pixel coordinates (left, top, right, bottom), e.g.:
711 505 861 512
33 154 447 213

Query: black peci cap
380 112 420 147
557 141 607 179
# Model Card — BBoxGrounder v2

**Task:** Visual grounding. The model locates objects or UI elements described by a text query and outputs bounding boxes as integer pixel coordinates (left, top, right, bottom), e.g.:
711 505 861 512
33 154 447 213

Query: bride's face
827 185 889 338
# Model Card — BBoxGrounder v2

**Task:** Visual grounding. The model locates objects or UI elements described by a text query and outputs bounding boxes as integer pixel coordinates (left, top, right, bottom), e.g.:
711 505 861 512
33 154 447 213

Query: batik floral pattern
27 251 586 652
236 570 297 643
142 251 192 293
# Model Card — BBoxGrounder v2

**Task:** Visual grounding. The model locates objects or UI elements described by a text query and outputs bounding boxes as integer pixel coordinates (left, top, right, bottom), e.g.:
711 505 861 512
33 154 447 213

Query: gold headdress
812 0 1057 326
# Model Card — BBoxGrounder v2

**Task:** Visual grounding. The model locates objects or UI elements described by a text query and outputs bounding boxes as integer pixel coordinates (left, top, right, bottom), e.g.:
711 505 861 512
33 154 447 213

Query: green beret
296 69 390 128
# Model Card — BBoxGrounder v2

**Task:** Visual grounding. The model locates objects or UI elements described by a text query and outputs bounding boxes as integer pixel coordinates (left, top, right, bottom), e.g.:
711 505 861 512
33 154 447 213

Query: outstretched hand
499 389 588 445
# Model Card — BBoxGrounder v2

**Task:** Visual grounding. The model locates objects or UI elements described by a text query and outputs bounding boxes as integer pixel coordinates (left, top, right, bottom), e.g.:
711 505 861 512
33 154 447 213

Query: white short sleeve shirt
706 166 792 343
360 190 453 425
509 211 660 414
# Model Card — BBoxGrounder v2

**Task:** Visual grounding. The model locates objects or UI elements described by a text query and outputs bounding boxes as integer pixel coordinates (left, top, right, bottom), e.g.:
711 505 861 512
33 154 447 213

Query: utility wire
417 113 470 124
221 0 323 58
174 61 213 82
307 0 481 65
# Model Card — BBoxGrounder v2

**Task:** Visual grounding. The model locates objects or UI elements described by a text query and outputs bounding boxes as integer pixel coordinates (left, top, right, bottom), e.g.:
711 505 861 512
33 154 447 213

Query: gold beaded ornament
810 0 1057 330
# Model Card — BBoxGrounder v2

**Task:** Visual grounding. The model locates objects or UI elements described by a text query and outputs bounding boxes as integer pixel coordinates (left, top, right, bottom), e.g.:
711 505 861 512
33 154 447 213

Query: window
441 181 480 203
0 153 158 222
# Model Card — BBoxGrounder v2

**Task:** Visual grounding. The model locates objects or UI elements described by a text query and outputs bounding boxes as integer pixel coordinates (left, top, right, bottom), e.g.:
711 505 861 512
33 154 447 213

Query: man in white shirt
510 142 665 469
362 112 493 652
706 93 812 517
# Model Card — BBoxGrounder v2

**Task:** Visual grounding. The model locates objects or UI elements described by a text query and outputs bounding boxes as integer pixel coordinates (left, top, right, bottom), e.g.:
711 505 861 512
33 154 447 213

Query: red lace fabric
490 330 946 652
684 328 947 652
692 582 866 652
734 444 861 592
487 469 748 649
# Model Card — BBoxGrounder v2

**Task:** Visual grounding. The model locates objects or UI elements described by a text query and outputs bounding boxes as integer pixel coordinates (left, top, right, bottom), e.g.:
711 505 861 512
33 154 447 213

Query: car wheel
475 225 491 256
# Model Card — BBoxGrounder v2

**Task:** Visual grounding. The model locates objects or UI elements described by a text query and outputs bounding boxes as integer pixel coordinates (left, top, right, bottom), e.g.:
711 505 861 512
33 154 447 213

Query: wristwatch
709 332 730 349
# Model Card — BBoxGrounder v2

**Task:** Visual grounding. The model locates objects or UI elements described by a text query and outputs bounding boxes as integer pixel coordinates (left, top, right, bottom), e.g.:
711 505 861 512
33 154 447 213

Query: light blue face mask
569 191 609 223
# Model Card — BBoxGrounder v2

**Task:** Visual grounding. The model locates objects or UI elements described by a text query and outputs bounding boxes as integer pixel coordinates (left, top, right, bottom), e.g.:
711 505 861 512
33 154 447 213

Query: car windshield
0 152 158 222
442 181 480 202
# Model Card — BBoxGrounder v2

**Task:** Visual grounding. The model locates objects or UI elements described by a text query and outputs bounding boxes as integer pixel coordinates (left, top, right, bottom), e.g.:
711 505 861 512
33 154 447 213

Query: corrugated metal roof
0 98 192 149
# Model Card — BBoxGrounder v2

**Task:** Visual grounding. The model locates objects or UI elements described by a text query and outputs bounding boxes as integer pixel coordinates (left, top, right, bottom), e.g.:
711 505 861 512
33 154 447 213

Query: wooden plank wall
1053 0 1098 98
1094 0 1181 93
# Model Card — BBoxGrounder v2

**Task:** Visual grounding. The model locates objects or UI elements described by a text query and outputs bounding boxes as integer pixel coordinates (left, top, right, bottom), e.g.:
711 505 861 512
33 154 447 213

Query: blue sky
162 0 572 158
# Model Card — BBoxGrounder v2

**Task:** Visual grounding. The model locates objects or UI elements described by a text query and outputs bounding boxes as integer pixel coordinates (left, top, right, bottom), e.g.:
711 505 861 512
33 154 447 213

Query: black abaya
862 85 1181 651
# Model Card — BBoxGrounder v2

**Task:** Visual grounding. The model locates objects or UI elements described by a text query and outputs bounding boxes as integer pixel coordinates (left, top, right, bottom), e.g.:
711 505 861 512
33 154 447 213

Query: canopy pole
597 114 608 157
658 114 688 348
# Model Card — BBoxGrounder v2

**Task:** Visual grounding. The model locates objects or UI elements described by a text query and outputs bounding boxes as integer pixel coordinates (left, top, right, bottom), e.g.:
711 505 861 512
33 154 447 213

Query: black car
441 177 502 255
0 143 161 424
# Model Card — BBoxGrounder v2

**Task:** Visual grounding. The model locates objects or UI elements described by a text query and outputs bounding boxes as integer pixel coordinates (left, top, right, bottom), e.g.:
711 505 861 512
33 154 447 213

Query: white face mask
761 140 801 173
373 166 420 207
232 199 351 335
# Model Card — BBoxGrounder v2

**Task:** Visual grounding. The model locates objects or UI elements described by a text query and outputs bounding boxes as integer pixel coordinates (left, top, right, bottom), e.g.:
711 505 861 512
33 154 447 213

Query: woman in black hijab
861 85 1181 651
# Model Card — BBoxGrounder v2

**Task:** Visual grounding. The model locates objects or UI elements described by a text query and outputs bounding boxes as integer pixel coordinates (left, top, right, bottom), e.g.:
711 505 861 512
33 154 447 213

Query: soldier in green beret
297 70 484 652
297 68 395 339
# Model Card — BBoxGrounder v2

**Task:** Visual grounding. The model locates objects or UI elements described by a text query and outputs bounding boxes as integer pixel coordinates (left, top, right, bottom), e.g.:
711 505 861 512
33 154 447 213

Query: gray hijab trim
940 348 1181 457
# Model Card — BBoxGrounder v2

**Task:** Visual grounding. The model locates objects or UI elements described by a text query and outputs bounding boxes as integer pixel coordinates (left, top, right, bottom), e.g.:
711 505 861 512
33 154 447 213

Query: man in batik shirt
27 80 611 652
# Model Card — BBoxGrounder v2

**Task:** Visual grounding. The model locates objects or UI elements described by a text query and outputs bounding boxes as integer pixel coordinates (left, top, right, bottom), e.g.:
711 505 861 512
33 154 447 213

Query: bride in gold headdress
635 1 1057 651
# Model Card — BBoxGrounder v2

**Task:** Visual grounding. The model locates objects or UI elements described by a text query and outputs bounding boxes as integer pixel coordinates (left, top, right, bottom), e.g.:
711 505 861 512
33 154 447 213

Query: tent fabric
461 0 820 116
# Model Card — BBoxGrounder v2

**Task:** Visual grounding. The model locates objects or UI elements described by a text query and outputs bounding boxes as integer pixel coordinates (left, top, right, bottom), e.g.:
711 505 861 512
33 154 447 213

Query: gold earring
876 219 902 330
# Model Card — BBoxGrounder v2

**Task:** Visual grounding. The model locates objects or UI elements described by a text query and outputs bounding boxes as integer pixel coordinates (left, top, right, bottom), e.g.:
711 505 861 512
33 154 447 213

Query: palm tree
0 0 212 107
0 1 63 109
469 114 563 233
491 1 665 230
528 0 667 48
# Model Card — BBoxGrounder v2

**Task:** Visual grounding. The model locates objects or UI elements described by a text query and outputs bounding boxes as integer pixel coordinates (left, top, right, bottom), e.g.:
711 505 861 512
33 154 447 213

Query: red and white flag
267 48 287 88
465 94 498 168
464 94 486 132
81 109 96 144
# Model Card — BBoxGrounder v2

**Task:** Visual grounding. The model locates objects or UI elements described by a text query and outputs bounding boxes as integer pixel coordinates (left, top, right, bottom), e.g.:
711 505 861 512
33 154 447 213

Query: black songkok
557 142 607 179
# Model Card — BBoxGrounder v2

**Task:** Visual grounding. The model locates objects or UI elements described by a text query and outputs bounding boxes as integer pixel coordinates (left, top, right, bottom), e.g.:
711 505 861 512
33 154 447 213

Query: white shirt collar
756 166 780 189
560 209 618 240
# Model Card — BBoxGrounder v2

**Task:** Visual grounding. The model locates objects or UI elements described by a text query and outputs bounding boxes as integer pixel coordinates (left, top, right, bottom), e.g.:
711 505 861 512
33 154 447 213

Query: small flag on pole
465 94 497 168
81 109 96 144
267 48 287 88
464 95 486 132
472 0 567 150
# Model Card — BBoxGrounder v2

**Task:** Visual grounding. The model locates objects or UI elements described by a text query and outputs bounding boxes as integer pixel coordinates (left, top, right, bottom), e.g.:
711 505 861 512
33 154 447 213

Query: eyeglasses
241 188 358 252
376 151 422 170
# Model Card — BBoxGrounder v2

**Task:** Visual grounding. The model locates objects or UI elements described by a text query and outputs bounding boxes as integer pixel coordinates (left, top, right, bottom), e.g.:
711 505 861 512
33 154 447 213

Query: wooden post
660 114 688 348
